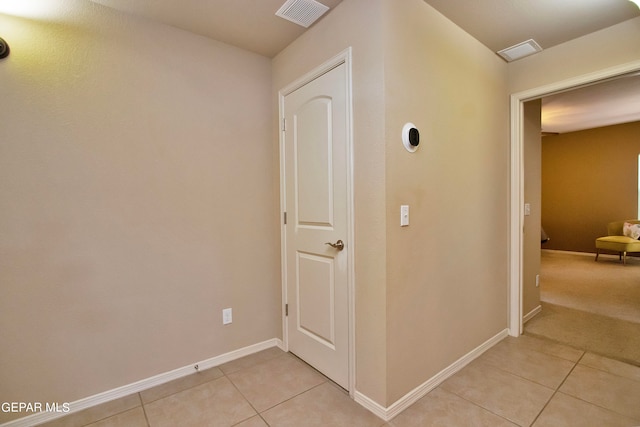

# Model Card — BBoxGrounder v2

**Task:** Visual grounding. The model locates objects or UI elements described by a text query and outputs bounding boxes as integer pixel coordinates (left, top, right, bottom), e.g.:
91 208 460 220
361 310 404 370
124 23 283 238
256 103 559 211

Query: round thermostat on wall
0 37 9 59
402 122 420 152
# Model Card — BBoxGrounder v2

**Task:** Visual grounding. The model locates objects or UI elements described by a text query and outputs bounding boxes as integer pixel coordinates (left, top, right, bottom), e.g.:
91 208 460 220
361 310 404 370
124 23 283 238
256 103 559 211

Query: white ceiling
541 73 640 134
89 0 343 58
89 0 640 133
423 0 639 53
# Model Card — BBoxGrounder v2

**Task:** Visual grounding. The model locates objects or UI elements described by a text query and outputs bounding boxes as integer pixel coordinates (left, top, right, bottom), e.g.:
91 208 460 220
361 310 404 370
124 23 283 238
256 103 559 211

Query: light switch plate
222 308 232 325
400 205 409 226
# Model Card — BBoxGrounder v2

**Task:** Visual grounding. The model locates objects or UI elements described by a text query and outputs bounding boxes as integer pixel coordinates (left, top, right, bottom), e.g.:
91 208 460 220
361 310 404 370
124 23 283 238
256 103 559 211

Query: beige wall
523 100 542 317
382 0 510 404
541 121 640 253
273 3 640 410
0 2 280 422
272 0 388 405
3 0 640 421
274 0 511 407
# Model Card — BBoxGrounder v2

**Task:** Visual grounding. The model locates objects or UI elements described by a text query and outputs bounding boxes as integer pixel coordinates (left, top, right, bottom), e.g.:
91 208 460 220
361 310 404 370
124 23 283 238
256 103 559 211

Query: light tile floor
38 335 640 427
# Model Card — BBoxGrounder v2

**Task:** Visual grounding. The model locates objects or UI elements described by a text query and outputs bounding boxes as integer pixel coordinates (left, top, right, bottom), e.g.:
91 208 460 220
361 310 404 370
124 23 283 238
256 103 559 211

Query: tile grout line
558 391 640 424
578 356 640 383
72 395 146 427
222 352 327 424
527 350 586 427
263 380 329 413
134 351 286 411
138 392 151 427
223 368 263 422
136 350 288 407
222 352 297 417
478 355 573 390
439 347 580 427
257 413 272 427
435 388 520 426
555 359 640 423
516 334 590 365
226 362 329 416
135 351 290 427
141 349 290 426
485 338 588 389
136 367 226 406
225 351 332 415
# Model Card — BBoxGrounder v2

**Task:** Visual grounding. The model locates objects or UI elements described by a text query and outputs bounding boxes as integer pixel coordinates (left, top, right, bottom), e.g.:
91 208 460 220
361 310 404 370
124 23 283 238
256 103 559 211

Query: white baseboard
2 338 284 427
6 329 509 426
542 249 596 258
523 305 542 323
354 328 508 421
353 390 388 420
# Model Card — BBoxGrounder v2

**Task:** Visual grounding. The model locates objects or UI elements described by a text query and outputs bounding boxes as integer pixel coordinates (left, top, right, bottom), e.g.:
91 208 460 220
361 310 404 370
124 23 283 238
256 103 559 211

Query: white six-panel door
281 60 350 389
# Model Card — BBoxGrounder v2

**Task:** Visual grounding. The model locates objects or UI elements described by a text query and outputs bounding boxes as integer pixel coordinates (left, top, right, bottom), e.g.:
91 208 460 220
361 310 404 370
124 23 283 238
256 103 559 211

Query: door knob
325 240 345 251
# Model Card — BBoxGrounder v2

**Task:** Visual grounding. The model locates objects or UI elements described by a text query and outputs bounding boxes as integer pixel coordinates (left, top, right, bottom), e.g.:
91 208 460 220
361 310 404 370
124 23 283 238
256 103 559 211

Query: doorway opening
509 60 640 338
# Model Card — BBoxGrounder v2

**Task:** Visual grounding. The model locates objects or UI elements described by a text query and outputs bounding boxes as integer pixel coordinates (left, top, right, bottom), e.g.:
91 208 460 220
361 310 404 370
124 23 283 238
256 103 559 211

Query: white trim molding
278 47 356 396
509 92 524 337
508 59 640 338
1 339 284 427
354 329 509 421
523 305 542 324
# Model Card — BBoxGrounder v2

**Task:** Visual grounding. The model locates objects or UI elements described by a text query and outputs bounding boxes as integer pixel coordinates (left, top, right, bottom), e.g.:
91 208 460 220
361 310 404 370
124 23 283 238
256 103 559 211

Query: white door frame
278 48 355 395
508 59 640 336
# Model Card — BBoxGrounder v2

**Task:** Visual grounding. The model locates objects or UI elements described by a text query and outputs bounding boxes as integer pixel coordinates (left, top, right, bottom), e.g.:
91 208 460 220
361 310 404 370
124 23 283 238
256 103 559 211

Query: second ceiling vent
497 39 543 62
276 0 330 28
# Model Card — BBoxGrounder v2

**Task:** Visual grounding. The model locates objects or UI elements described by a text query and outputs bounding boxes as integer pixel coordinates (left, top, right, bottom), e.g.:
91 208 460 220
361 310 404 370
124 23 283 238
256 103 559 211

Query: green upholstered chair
595 220 640 265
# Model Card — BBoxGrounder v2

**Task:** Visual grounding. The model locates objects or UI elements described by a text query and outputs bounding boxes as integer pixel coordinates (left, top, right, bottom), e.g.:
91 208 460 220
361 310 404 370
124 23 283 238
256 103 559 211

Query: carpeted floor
524 250 640 367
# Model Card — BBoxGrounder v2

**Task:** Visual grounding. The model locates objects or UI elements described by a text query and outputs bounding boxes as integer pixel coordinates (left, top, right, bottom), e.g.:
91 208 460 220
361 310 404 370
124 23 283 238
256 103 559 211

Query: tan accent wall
0 3 279 423
523 100 542 317
541 121 640 253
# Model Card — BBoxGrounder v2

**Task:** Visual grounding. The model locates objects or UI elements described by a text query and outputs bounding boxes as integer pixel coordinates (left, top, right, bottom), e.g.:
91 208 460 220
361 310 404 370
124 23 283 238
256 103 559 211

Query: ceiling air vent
497 39 543 62
276 0 329 28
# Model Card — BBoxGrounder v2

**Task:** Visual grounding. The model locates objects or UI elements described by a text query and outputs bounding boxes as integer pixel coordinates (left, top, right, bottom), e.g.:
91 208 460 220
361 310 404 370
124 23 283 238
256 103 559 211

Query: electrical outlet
535 274 540 287
222 308 232 325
